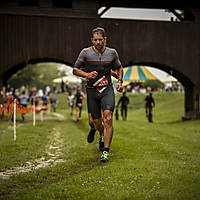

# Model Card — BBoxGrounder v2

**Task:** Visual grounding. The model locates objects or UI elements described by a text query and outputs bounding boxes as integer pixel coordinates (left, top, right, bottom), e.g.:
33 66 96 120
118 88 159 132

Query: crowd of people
0 85 58 121
124 81 183 93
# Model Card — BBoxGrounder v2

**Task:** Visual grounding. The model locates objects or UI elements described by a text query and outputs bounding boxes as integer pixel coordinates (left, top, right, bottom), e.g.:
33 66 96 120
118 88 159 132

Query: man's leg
69 106 73 116
99 110 113 162
148 107 153 122
76 107 80 121
87 113 97 143
124 106 127 120
93 117 104 152
102 110 113 149
121 106 123 120
79 105 82 118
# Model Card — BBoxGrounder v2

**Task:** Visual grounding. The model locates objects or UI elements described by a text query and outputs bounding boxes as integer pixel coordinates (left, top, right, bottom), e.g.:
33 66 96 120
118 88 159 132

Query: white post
13 99 16 141
33 102 36 126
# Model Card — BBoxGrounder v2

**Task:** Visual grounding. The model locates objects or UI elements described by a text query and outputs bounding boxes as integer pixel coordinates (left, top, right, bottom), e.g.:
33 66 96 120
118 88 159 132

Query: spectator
18 90 29 121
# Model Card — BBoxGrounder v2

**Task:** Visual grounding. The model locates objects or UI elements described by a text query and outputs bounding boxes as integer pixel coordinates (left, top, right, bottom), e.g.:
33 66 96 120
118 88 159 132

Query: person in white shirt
68 91 74 116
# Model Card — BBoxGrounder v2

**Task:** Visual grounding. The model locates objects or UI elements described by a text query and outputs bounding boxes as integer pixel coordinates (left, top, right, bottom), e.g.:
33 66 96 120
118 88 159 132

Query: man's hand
111 70 119 79
116 81 123 92
87 71 98 79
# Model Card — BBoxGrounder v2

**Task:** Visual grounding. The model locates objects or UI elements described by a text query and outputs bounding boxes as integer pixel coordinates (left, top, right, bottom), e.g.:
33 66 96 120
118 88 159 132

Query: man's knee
93 118 102 127
103 111 113 125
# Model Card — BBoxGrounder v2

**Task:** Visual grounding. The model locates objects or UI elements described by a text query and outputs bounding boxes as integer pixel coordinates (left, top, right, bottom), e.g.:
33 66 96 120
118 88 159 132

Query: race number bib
93 76 108 93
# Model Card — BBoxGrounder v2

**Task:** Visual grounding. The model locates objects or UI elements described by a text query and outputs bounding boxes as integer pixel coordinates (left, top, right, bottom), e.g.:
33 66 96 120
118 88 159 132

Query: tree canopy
8 62 61 90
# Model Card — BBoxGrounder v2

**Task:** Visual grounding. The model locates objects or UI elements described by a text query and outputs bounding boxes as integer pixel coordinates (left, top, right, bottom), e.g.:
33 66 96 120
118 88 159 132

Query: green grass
0 92 200 200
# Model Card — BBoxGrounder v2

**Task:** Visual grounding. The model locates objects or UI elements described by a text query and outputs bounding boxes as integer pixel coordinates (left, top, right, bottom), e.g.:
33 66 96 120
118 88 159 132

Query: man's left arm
112 49 123 92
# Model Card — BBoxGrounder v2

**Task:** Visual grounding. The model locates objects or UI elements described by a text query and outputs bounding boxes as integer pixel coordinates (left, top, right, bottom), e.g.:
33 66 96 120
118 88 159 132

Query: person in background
75 87 85 121
42 92 49 106
50 94 57 112
0 89 6 119
117 91 129 120
53 85 58 95
145 92 155 122
68 91 75 116
45 85 51 96
18 90 29 121
61 79 65 93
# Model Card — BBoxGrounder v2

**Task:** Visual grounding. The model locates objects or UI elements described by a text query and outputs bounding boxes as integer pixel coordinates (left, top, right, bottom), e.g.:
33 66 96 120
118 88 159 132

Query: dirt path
0 113 66 179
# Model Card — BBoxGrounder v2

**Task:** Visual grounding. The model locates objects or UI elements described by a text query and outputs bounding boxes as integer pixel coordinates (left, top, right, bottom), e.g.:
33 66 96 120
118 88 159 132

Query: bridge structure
0 0 200 119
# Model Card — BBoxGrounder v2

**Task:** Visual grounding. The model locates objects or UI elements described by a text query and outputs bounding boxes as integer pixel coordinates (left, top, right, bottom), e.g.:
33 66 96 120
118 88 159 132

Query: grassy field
0 91 200 200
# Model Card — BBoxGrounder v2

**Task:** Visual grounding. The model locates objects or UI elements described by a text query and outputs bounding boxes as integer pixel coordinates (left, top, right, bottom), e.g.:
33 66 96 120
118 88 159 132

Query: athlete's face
91 33 106 51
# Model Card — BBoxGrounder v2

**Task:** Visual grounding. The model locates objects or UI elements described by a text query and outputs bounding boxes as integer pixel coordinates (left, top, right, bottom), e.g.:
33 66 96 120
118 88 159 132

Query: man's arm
73 67 87 78
73 68 98 80
115 66 123 82
115 66 123 92
111 70 119 79
112 49 123 92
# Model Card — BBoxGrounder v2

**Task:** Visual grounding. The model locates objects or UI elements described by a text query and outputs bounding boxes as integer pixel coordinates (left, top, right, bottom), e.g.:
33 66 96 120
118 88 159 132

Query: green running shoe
100 151 109 162
99 134 104 152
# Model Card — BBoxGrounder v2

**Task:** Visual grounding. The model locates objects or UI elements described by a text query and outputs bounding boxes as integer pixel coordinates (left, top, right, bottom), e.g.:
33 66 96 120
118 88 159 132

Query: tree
143 80 164 91
8 62 61 90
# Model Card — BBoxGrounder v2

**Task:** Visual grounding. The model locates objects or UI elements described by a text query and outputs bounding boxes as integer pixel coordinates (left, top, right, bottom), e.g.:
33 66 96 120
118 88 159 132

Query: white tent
147 67 177 83
53 65 83 84
53 75 82 84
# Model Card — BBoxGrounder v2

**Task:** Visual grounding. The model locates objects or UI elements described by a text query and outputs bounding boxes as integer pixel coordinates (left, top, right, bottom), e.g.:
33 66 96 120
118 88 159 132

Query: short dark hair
91 27 106 38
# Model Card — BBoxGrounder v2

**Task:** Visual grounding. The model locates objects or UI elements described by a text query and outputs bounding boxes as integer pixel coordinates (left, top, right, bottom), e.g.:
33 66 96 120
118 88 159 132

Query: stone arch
3 58 73 85
124 61 194 88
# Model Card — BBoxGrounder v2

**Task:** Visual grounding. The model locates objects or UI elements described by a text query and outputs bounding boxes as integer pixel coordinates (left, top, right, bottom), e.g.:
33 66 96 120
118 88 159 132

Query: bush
143 80 164 91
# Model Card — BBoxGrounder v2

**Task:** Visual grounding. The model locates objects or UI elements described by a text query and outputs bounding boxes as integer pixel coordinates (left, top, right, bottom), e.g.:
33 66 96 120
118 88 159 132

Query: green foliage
8 62 61 90
143 79 165 91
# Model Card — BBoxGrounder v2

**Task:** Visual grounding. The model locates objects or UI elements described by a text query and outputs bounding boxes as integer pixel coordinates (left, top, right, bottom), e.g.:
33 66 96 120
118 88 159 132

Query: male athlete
73 27 123 162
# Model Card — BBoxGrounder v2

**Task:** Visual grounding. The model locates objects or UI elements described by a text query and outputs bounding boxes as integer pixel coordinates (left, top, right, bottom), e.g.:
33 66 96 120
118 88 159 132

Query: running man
73 27 123 162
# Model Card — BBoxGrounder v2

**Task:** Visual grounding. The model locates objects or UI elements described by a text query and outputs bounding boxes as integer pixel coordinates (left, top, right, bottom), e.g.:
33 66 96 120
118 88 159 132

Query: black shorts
86 85 115 119
76 102 82 108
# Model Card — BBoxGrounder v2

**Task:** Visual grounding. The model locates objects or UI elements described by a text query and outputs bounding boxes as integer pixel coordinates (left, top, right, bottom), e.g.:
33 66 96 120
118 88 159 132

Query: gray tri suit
74 46 122 119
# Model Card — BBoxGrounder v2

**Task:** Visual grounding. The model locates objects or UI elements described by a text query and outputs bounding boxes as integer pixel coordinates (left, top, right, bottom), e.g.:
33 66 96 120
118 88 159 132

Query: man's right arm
73 48 98 80
73 68 98 80
73 67 87 78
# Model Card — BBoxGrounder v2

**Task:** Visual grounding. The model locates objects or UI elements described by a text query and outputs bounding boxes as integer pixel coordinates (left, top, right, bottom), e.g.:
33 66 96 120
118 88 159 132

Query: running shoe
87 128 96 143
99 134 104 152
100 151 109 162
